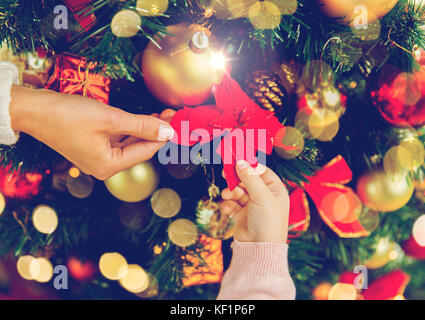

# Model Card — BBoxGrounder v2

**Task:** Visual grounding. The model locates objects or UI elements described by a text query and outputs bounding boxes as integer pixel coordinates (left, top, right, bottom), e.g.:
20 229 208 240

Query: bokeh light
328 283 357 300
151 188 182 218
32 205 59 235
99 252 128 280
29 257 54 283
119 264 150 293
413 215 425 246
168 219 198 247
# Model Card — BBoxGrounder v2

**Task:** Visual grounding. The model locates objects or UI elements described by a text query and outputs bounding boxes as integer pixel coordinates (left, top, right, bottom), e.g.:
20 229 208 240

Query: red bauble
371 68 425 128
403 236 425 260
0 165 42 199
67 257 97 282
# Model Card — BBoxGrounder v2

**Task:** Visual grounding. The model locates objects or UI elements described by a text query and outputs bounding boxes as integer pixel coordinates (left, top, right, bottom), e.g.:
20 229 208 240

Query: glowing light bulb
210 52 226 70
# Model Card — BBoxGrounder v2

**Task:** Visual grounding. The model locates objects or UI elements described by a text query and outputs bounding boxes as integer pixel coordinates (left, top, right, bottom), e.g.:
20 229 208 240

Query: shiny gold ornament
105 161 159 203
274 126 305 160
99 252 128 280
356 169 414 213
151 188 182 218
142 23 226 108
318 0 398 25
198 0 257 20
248 1 282 30
118 203 150 230
196 198 234 240
111 10 142 38
244 70 287 113
32 205 59 235
136 0 168 16
364 238 397 269
168 219 198 247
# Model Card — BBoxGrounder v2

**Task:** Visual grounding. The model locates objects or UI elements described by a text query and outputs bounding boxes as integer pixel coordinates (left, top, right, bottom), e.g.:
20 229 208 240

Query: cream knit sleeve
0 61 20 145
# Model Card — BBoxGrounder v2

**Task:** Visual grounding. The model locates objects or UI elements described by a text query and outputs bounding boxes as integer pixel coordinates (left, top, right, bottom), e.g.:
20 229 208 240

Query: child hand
220 161 290 243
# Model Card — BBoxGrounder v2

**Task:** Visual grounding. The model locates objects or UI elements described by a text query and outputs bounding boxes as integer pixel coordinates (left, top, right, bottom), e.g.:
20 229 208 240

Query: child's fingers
221 187 250 206
220 200 241 215
236 160 268 203
258 165 288 197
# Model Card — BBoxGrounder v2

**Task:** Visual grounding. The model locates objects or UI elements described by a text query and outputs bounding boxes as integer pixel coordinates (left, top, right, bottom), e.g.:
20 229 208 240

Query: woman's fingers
219 200 241 215
110 111 174 142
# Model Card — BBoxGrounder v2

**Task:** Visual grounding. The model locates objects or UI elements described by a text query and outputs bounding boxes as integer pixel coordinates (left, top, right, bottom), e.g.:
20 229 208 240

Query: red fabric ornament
67 256 97 282
371 68 425 128
288 156 368 238
0 165 42 200
170 74 287 190
362 270 410 300
45 54 111 104
403 236 425 260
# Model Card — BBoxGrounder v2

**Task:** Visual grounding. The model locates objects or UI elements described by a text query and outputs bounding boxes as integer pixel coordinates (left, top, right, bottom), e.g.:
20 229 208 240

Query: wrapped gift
45 54 110 104
183 235 224 287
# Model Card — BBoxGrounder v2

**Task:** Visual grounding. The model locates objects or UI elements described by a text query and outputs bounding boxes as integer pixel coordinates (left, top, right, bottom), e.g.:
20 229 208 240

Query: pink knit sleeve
217 242 296 300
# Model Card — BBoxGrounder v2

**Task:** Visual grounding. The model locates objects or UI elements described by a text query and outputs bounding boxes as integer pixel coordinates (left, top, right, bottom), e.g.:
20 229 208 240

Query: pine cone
244 70 287 114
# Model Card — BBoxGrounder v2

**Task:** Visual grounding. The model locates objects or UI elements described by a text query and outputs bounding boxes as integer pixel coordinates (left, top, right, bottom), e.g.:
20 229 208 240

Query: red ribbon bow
339 270 410 300
288 155 369 238
170 74 285 190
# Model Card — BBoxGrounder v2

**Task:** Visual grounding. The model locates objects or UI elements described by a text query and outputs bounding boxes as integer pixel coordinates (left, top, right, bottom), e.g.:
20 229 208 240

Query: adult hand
10 85 176 180
219 161 290 243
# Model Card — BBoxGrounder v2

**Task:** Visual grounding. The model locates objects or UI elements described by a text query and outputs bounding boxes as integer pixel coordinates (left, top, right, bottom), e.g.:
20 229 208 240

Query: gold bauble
142 23 225 108
105 161 159 203
196 198 234 240
136 0 169 16
198 0 257 20
318 0 398 25
356 169 414 213
151 188 182 218
364 238 398 269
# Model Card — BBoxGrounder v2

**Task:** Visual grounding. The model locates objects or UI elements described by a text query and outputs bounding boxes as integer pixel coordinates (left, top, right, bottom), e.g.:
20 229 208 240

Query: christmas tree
0 0 425 300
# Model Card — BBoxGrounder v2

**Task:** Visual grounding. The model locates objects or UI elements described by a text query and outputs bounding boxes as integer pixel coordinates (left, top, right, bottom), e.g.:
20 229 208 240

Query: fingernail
236 160 250 170
158 125 175 141
253 164 267 176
